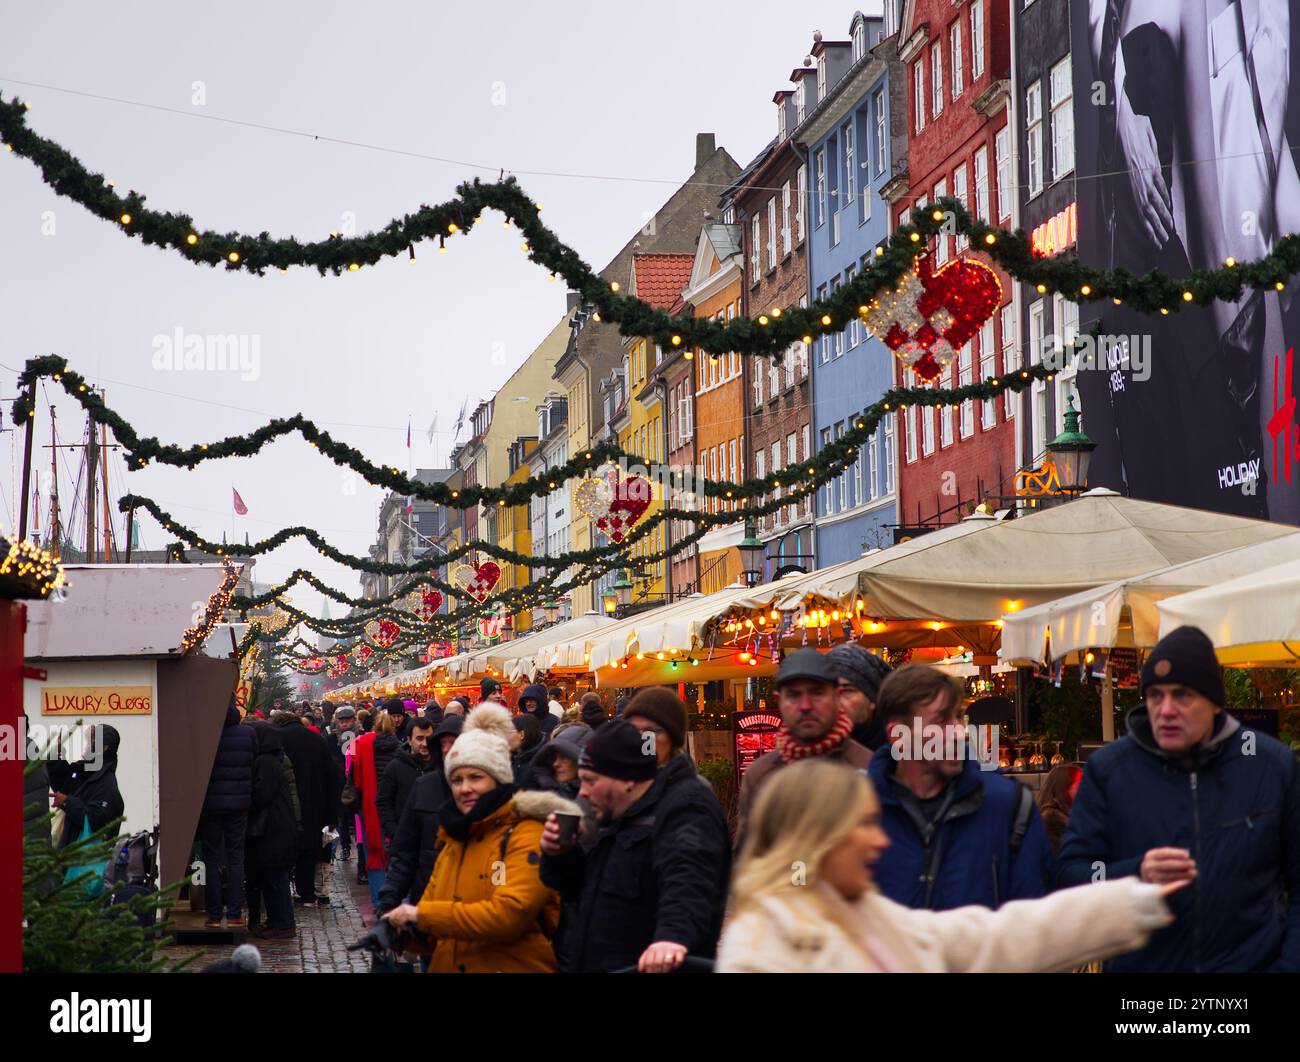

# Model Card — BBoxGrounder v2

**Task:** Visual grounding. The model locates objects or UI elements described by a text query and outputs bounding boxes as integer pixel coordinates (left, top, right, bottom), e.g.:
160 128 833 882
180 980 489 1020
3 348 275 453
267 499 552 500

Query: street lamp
601 586 618 614
542 597 560 625
613 569 633 610
1046 392 1097 492
739 517 766 588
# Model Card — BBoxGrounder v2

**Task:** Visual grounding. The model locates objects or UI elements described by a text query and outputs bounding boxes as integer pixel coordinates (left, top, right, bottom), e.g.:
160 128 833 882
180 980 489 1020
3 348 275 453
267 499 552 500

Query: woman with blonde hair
716 760 1183 973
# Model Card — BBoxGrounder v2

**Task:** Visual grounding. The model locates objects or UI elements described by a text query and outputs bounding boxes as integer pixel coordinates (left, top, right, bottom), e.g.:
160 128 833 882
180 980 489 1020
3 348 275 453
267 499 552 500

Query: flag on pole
406 496 413 517
406 417 411 449
426 412 438 444
232 487 248 516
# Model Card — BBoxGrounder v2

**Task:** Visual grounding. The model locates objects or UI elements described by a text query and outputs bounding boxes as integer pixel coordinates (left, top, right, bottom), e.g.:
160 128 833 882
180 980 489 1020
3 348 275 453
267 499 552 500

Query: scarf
439 784 517 843
775 710 854 764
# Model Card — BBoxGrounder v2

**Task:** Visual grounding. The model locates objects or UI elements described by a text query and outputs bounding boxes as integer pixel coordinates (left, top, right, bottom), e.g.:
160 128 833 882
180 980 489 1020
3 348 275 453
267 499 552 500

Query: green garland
5 92 1294 357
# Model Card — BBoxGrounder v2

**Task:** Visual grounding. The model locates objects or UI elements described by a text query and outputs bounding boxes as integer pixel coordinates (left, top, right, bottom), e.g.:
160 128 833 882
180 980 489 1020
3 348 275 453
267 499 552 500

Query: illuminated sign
1031 202 1077 257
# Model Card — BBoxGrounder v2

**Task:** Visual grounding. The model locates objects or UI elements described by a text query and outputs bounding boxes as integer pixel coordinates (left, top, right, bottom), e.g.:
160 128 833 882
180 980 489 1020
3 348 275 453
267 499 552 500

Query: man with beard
866 665 1051 910
538 719 730 973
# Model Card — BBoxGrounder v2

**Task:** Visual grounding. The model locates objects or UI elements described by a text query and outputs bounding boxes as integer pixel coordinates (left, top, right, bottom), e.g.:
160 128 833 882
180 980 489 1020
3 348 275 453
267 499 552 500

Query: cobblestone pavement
158 853 376 973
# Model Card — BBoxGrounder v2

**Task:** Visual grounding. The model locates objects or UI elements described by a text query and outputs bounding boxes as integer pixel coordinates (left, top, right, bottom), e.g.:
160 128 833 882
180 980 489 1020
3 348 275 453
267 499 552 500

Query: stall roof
1157 557 1300 666
1001 531 1300 664
24 564 234 660
855 491 1294 624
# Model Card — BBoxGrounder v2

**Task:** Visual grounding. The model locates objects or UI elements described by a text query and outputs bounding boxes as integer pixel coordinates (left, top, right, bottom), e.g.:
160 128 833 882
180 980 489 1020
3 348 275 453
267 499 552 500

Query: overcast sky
1 1 878 617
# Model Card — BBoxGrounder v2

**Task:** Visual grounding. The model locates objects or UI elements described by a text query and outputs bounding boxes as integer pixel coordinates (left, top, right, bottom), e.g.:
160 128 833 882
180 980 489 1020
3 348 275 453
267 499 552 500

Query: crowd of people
29 622 1298 973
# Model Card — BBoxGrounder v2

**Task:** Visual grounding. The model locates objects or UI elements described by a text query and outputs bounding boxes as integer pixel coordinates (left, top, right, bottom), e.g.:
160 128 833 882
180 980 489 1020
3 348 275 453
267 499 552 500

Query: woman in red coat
351 712 399 906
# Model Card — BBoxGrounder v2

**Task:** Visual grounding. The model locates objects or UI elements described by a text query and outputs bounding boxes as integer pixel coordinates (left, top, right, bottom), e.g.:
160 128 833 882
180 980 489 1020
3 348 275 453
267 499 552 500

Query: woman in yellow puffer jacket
383 704 580 973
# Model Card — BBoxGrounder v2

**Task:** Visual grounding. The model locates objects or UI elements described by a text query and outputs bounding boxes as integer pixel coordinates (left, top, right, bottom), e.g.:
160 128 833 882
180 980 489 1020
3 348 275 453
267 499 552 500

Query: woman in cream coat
716 759 1182 974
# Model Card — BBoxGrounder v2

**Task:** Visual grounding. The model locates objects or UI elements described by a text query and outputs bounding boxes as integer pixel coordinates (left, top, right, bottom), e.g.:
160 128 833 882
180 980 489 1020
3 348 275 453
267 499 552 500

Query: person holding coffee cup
539 718 730 973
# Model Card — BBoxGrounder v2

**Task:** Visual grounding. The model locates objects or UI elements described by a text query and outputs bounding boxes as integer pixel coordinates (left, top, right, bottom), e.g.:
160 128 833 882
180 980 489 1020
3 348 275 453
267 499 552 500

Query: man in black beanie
827 642 891 751
539 718 730 973
1058 625 1300 972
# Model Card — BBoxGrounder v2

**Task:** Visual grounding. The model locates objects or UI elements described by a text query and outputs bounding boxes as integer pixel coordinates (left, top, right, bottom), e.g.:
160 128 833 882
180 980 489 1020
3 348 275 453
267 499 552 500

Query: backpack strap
1008 783 1034 858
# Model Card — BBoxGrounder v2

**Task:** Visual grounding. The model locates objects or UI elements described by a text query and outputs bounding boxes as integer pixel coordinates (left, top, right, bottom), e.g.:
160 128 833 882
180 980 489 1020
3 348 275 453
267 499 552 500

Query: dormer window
796 79 806 122
852 21 866 62
816 54 827 99
777 98 787 140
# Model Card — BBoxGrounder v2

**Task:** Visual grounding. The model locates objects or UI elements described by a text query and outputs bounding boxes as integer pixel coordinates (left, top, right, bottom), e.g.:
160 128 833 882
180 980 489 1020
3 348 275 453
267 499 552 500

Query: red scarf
774 710 854 764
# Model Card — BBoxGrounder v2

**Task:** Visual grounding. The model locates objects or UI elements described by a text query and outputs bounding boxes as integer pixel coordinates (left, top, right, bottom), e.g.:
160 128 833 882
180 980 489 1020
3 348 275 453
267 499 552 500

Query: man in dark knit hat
539 718 730 973
827 642 891 752
1059 625 1300 972
735 648 873 851
622 687 688 768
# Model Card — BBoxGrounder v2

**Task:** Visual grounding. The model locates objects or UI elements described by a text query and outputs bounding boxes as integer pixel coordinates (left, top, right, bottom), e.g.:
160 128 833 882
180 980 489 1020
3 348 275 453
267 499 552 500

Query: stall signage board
1108 648 1141 689
733 710 781 788
42 686 153 715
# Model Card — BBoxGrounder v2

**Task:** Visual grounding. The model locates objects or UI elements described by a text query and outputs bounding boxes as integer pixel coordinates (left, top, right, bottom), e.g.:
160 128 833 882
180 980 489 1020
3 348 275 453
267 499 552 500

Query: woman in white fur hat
383 704 581 972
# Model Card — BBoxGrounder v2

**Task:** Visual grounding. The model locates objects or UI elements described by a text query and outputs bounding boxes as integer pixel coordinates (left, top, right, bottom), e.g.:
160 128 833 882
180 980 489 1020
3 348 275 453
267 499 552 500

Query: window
979 319 996 429
821 428 835 513
1026 80 1043 197
730 440 738 500
816 284 830 364
874 88 886 176
952 163 968 250
932 44 944 118
753 361 763 407
796 164 807 242
783 342 795 390
940 366 954 447
853 19 867 62
772 441 784 524
914 62 925 133
971 0 985 80
750 214 760 277
831 277 844 358
1002 304 1017 419
1030 300 1046 459
868 431 879 500
817 54 827 100
883 417 895 493
906 403 918 462
951 21 963 99
922 403 935 456
843 121 855 218
995 127 1011 221
1050 57 1074 180
768 350 779 396
845 263 859 346
796 78 807 123
787 433 798 523
766 197 777 270
835 423 849 510
974 146 989 222
801 426 811 512
933 179 948 264
959 342 974 438
781 181 792 255
777 98 787 141
798 295 809 378
815 148 827 227
755 448 766 529
1053 294 1081 433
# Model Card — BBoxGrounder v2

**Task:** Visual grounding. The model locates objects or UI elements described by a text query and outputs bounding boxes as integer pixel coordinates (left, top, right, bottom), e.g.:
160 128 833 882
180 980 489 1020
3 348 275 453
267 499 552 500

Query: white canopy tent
446 612 617 683
1000 532 1300 664
1157 558 1300 666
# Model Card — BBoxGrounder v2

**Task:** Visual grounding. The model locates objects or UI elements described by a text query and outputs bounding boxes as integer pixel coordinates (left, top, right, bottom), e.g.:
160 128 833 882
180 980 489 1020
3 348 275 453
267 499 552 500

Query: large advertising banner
1072 0 1300 523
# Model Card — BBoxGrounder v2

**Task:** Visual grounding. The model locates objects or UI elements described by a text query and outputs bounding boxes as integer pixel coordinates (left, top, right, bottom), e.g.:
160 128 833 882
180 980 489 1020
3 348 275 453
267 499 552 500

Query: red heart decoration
465 561 501 602
602 473 652 543
867 255 1000 381
419 589 443 621
917 256 1001 353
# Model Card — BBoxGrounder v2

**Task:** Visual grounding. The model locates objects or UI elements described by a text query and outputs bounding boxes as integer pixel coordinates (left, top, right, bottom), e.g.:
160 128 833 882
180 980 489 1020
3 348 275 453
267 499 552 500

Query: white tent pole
1101 666 1115 743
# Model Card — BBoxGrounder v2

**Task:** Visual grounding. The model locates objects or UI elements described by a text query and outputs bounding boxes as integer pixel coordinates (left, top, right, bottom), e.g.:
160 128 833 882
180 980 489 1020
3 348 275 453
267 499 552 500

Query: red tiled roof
632 254 695 310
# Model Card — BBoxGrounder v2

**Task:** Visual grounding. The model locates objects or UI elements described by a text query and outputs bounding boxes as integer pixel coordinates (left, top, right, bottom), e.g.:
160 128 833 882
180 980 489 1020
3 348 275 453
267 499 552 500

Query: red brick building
889 0 1020 527
727 104 813 579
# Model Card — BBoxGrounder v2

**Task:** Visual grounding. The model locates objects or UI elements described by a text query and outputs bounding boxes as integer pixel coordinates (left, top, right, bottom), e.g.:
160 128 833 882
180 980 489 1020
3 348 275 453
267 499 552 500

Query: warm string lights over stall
179 558 240 654
0 536 65 599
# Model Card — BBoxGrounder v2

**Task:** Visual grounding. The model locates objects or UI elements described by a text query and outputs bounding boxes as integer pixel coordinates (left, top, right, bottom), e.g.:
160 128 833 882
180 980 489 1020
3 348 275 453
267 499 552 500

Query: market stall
22 564 239 890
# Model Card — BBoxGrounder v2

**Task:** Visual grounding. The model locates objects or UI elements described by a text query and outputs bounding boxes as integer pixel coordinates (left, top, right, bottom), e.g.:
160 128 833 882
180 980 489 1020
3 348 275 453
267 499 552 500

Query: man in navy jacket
1058 626 1300 971
867 664 1051 910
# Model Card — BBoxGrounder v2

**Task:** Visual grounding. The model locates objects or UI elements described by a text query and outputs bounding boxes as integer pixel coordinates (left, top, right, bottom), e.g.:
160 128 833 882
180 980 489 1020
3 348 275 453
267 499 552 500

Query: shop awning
1001 531 1300 664
1157 557 1300 666
856 490 1291 625
451 612 618 683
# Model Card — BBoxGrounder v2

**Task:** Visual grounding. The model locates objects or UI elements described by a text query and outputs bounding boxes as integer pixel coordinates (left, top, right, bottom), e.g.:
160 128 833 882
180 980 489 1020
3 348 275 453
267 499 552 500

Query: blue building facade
802 14 903 565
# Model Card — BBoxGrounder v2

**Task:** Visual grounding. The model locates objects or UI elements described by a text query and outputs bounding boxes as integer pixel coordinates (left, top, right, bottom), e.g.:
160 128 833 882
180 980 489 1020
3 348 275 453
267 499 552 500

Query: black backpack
104 829 159 890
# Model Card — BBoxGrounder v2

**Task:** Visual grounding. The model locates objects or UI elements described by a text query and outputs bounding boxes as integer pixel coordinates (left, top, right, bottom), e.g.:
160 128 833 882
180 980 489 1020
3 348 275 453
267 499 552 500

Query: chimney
695 132 716 169
566 290 581 313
